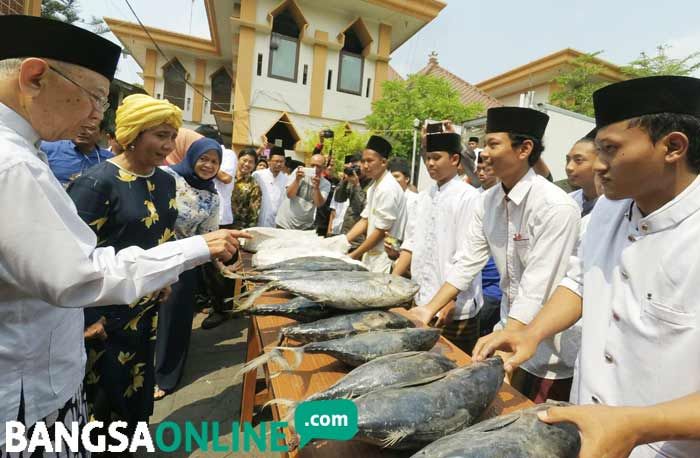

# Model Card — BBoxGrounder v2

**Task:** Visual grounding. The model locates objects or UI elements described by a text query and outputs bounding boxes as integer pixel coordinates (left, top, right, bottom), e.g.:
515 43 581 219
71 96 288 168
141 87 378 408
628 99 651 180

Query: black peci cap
593 76 700 128
269 146 285 158
365 135 392 158
485 107 549 140
426 132 462 154
468 136 479 143
0 15 121 81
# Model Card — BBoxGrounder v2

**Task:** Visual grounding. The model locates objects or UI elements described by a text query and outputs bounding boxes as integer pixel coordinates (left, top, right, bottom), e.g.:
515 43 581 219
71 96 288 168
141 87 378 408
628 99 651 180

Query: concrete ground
138 313 281 458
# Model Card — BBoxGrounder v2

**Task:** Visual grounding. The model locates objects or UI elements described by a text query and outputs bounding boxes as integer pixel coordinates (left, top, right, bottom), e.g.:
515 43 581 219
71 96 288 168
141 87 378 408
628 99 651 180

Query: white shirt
402 176 483 320
214 147 237 225
446 168 581 379
403 188 419 242
253 168 288 227
562 180 700 458
569 188 584 211
329 197 349 235
0 103 211 447
360 171 407 272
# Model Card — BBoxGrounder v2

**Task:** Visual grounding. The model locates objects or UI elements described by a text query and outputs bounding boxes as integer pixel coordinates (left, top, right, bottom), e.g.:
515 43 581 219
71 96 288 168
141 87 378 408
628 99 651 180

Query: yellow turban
115 94 183 148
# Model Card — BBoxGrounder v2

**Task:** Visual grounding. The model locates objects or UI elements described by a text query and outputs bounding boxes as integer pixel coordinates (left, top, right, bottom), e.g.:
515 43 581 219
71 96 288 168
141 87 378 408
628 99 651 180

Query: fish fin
219 269 243 280
276 346 305 370
232 283 275 312
263 398 297 423
380 427 413 448
467 411 522 433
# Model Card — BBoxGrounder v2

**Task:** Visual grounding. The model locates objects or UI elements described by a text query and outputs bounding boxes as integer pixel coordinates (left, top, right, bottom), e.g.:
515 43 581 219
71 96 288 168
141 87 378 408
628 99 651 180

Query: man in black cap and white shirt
474 76 700 457
253 145 288 227
0 16 245 453
346 135 406 272
411 107 581 402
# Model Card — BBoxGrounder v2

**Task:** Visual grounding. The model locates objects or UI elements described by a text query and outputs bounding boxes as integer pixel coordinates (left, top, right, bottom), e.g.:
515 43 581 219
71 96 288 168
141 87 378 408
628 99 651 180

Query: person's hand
441 119 456 133
408 305 436 326
202 229 251 262
260 134 268 145
434 301 455 327
347 171 360 187
348 250 361 260
155 286 172 304
471 328 539 373
311 175 320 190
84 316 108 341
215 258 243 276
295 166 305 181
383 240 400 260
538 405 641 458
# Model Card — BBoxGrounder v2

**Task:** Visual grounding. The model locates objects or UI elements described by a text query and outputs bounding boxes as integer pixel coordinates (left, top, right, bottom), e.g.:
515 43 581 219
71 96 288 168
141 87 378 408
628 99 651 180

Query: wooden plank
239 316 262 430
242 290 534 456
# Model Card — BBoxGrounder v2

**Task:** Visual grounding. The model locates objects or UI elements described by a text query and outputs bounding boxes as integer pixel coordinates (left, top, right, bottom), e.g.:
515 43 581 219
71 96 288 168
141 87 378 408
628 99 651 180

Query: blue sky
80 0 700 85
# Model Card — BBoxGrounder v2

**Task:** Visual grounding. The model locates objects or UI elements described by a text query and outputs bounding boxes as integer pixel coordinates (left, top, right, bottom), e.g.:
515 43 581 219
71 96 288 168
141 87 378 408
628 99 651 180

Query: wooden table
238 289 534 457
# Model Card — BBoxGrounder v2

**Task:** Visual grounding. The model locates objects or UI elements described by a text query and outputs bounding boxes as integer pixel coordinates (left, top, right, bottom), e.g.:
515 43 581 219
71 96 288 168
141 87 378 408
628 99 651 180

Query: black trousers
154 268 198 392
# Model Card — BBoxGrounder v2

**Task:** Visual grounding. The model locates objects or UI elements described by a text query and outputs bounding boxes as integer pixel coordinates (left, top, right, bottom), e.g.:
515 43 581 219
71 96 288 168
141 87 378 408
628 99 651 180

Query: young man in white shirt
411 107 581 402
474 76 700 458
254 145 288 227
393 132 483 353
0 16 244 451
565 130 600 217
346 135 407 273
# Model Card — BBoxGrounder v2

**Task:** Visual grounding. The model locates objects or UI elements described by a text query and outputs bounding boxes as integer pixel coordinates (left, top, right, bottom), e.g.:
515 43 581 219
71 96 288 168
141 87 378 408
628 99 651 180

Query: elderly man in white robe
0 16 245 455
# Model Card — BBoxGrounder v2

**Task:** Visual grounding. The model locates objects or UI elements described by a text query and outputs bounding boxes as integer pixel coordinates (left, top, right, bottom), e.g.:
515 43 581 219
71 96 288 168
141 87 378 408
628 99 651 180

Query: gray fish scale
281 311 415 344
304 328 441 367
247 297 339 322
353 357 504 450
256 256 367 272
276 272 419 310
410 403 580 458
306 352 457 402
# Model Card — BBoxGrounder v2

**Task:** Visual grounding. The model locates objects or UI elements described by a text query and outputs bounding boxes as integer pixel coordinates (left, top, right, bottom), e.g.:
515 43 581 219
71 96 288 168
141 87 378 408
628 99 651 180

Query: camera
322 129 334 139
344 165 361 176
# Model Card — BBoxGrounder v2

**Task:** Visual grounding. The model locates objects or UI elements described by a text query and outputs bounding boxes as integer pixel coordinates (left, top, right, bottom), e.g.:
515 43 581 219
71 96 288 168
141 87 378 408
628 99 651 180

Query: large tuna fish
352 357 504 450
234 328 441 381
266 351 457 421
254 256 367 272
280 310 415 344
242 297 340 322
232 271 419 312
410 402 581 458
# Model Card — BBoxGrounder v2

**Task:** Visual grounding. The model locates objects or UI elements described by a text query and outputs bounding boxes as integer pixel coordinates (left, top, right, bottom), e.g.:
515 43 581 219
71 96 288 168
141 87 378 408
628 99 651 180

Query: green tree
300 124 371 173
365 74 483 159
621 45 700 77
42 0 109 34
550 52 609 118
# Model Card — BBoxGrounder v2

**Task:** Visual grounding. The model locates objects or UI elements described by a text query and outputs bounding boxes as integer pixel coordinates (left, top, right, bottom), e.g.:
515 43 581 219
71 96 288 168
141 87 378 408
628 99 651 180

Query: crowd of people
1 14 699 458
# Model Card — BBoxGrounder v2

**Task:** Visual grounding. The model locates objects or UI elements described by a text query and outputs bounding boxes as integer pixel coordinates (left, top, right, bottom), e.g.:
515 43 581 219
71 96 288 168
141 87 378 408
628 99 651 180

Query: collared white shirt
0 103 210 446
329 197 349 235
253 168 288 227
360 170 407 272
446 168 581 378
562 178 700 458
214 147 237 225
402 176 483 319
569 188 584 210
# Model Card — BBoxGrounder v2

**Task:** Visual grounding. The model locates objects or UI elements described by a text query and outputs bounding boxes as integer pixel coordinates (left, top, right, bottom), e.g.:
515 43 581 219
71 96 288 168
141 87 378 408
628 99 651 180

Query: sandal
154 386 169 401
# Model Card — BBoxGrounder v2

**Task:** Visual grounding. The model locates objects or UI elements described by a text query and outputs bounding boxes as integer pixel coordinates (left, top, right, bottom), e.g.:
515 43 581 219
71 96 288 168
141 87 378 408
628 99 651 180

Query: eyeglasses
49 65 110 112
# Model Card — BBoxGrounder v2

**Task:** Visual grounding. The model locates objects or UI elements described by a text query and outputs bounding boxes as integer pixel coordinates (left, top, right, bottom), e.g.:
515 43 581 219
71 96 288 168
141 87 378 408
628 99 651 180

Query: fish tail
233 347 282 382
263 398 297 422
277 346 305 370
231 283 274 312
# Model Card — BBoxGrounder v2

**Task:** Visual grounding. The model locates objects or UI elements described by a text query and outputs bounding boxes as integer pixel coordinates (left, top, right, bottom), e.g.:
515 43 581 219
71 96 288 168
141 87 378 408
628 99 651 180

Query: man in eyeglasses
0 15 248 454
41 119 114 187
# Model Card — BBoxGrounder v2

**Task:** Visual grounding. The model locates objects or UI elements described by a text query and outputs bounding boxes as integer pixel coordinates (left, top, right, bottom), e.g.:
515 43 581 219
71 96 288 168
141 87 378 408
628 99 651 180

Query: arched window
268 7 302 82
338 20 371 96
162 59 187 110
210 67 232 112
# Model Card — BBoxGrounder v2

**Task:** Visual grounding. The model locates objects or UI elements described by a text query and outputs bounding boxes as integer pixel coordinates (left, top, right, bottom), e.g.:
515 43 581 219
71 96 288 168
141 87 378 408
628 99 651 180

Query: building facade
475 48 627 106
107 0 445 151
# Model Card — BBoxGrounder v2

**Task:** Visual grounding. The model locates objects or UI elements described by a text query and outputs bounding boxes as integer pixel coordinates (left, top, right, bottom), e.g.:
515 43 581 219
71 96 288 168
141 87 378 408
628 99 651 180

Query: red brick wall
0 0 27 15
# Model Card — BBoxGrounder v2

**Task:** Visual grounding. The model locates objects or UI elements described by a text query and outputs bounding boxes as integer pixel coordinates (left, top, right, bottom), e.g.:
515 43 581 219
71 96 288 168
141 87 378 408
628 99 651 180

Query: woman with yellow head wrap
66 93 185 434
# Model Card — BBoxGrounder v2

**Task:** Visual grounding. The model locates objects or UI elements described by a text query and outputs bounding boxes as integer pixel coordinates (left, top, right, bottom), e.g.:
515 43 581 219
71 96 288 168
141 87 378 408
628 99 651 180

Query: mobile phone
302 167 316 177
425 119 444 134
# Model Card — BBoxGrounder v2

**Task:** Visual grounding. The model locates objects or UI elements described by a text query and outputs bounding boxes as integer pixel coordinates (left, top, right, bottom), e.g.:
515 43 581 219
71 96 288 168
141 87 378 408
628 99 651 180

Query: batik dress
231 174 262 229
67 160 178 429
